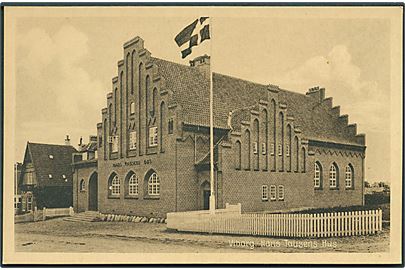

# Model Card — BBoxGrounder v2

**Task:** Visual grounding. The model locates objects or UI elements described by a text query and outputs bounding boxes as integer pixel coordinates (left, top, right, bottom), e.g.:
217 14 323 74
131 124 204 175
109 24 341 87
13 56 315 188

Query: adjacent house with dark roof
19 141 77 212
73 36 366 217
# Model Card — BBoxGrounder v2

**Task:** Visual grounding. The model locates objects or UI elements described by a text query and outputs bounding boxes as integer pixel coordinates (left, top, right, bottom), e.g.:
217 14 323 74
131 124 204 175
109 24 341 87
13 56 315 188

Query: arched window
270 99 276 171
80 179 86 191
109 173 120 196
253 119 259 170
138 63 143 155
345 164 354 188
260 109 268 170
234 140 241 170
244 129 251 170
126 53 130 94
160 102 165 152
152 88 158 115
119 71 124 157
131 50 135 94
314 162 322 188
329 163 339 188
114 88 118 124
130 102 135 115
126 172 139 196
294 136 299 172
279 112 284 171
286 125 292 172
145 75 150 116
103 118 107 160
147 172 160 196
301 147 306 172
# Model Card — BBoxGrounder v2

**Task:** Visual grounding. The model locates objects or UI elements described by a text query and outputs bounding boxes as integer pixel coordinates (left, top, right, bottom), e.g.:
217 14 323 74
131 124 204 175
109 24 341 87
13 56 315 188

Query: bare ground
15 218 390 253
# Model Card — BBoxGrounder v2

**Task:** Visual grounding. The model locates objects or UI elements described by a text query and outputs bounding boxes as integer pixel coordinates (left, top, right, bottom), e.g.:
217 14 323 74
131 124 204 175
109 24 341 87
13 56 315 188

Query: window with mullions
148 172 160 196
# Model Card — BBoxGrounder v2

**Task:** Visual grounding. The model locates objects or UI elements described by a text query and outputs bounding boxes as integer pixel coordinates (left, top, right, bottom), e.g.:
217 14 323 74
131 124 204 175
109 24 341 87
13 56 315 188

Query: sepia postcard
2 4 403 265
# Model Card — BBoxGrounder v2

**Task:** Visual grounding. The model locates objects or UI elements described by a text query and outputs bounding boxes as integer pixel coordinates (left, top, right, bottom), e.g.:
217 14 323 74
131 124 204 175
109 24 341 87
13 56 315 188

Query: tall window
294 136 299 172
160 102 166 152
270 185 276 201
130 102 135 115
301 147 306 172
148 172 160 196
26 195 32 211
128 173 139 196
114 88 118 124
152 88 158 115
261 109 268 170
149 127 158 147
329 163 338 188
111 135 119 153
253 119 259 170
108 104 112 131
244 129 251 170
279 112 284 171
262 185 269 201
138 63 143 155
145 75 150 117
286 124 292 172
168 118 174 134
131 50 135 94
110 174 120 196
271 99 276 171
314 162 322 188
345 164 353 188
278 185 285 200
129 131 137 150
235 140 241 170
80 179 86 191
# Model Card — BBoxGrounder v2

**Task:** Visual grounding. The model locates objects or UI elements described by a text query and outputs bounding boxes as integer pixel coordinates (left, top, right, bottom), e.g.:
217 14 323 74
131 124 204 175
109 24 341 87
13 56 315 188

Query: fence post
69 206 74 216
42 207 46 221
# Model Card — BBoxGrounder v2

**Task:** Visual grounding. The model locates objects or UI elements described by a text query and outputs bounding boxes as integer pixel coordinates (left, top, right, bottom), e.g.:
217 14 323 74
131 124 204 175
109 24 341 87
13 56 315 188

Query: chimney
78 136 83 147
189 54 210 79
89 135 97 143
306 86 325 103
65 135 70 146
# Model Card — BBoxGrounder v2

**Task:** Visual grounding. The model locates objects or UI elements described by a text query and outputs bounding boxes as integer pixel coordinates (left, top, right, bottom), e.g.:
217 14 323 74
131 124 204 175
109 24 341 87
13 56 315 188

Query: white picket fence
43 206 74 220
167 209 383 238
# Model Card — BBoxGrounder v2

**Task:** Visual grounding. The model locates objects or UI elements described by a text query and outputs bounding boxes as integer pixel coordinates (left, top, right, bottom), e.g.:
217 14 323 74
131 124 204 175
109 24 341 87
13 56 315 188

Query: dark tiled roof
152 57 361 146
27 142 77 187
78 141 97 152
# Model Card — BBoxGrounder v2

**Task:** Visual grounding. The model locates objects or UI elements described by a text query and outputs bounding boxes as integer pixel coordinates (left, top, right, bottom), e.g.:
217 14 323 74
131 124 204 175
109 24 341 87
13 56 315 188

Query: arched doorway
201 181 210 210
88 172 98 211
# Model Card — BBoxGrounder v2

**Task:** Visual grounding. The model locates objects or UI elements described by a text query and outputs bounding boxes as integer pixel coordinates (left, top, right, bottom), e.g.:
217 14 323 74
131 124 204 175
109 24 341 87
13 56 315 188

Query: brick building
19 141 77 212
73 36 366 217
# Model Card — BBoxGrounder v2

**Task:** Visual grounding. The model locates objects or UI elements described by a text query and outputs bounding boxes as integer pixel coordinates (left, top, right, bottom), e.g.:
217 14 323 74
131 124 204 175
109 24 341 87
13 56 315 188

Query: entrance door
88 172 98 211
203 190 210 210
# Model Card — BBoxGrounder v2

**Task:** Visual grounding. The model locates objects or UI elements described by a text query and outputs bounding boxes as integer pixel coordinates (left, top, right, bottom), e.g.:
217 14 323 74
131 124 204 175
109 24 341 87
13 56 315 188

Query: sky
10 7 396 183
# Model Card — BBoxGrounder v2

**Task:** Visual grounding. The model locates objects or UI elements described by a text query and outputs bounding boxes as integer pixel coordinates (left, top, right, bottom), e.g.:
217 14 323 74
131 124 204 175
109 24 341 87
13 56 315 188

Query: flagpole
209 17 216 214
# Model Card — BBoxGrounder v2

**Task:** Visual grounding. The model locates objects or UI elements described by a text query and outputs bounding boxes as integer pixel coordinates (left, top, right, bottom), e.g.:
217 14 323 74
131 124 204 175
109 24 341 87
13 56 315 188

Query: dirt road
14 218 390 253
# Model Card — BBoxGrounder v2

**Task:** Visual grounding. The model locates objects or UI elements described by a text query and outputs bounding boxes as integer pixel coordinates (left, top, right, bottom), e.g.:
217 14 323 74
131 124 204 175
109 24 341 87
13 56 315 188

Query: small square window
270 143 275 156
278 144 283 156
48 174 53 179
261 143 267 155
253 142 258 154
262 185 269 201
49 155 54 159
270 185 277 201
278 185 285 200
286 145 290 157
168 119 174 134
62 175 66 179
